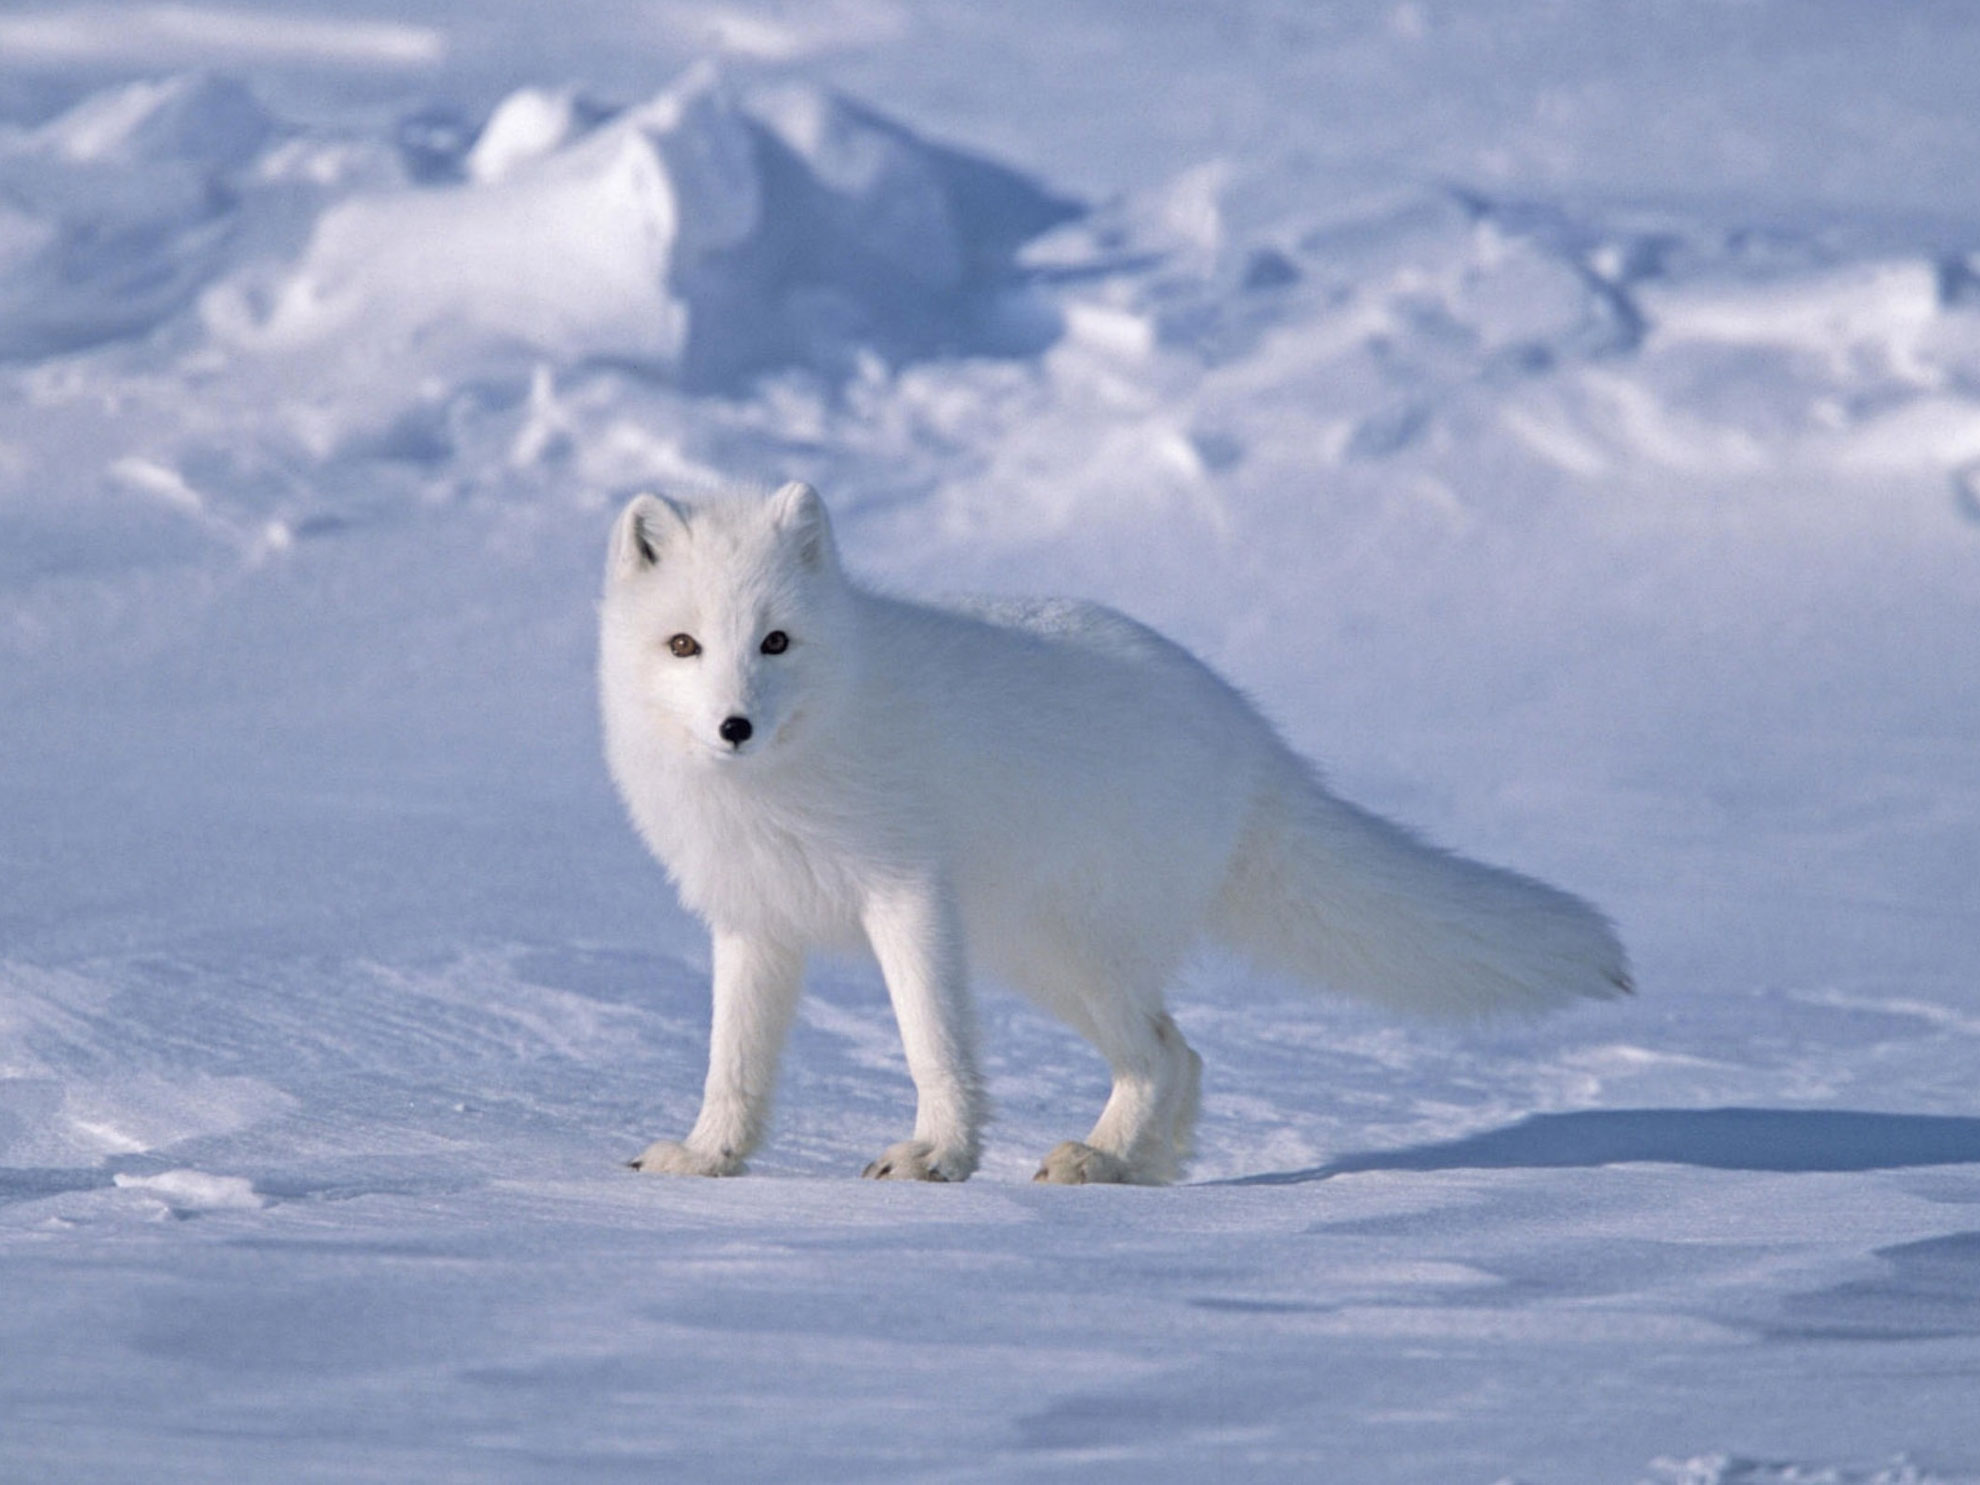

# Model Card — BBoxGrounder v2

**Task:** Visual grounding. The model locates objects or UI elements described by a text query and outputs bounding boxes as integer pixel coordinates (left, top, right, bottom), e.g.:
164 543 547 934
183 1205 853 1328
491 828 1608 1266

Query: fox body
601 482 1629 1184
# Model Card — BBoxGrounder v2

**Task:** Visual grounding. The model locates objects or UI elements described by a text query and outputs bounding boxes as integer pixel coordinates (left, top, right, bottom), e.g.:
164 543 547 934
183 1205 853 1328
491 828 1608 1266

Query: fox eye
760 630 789 655
667 633 701 658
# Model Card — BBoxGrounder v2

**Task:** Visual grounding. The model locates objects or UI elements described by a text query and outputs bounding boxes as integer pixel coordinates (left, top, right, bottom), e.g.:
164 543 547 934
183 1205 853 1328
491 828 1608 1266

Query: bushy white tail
1211 756 1631 1018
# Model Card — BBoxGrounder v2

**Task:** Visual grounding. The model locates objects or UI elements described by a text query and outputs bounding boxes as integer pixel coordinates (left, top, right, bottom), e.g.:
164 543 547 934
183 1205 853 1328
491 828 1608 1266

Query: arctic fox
601 482 1629 1185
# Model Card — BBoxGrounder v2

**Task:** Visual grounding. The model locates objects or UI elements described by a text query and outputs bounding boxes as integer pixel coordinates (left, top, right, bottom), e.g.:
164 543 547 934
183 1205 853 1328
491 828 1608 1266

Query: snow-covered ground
3 3 1978 1479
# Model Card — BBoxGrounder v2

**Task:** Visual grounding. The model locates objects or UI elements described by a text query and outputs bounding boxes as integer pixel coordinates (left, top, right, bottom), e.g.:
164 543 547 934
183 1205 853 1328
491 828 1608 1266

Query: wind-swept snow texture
2 3 1978 1481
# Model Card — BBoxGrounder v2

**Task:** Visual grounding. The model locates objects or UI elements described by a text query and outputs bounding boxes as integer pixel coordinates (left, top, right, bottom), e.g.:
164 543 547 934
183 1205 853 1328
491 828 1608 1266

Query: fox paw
628 1139 742 1176
1033 1141 1137 1185
862 1139 970 1182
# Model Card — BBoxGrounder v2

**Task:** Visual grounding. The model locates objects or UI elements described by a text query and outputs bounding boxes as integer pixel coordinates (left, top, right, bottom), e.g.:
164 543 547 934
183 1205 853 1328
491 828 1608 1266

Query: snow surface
2 2 1978 1480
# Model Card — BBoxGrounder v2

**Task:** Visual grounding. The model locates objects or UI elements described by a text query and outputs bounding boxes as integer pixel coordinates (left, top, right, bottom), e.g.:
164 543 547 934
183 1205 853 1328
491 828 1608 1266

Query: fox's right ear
610 493 689 579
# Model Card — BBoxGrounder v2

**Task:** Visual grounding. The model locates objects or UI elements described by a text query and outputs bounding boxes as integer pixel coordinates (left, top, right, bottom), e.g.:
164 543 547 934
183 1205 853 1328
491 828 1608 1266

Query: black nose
718 715 753 747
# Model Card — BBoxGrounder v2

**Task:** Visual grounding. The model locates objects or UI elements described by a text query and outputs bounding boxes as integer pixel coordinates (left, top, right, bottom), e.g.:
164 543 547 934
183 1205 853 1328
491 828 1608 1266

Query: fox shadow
1222 1107 1980 1185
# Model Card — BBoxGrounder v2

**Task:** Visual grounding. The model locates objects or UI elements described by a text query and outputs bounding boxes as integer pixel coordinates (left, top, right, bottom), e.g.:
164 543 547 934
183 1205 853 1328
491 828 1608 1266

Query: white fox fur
601 482 1630 1185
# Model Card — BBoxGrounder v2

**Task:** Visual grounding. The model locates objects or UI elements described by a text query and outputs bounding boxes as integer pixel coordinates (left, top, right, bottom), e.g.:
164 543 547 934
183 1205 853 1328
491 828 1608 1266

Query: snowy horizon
2 3 1978 1480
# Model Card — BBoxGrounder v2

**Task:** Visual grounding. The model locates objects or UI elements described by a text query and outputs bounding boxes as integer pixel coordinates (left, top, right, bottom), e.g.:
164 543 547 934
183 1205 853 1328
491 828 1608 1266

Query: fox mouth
703 728 763 759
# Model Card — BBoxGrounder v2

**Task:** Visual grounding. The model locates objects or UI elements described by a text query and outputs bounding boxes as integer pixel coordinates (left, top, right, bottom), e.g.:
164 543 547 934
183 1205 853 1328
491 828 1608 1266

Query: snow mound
0 74 275 359
213 64 1077 391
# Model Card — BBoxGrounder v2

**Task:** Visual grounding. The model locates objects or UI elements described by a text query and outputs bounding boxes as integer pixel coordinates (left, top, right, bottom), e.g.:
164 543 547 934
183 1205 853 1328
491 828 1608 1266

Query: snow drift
209 63 1077 391
0 73 273 358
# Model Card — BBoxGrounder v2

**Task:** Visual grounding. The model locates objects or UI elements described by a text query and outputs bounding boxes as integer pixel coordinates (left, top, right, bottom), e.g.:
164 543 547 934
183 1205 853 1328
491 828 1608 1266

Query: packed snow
2 2 1977 1480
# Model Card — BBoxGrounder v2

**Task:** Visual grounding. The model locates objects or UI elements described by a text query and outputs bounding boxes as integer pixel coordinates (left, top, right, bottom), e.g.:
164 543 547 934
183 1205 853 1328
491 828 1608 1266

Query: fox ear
769 481 835 571
611 493 688 577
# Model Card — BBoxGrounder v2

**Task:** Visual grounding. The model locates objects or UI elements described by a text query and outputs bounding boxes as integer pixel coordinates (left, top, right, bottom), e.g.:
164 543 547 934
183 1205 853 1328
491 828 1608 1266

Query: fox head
600 481 855 766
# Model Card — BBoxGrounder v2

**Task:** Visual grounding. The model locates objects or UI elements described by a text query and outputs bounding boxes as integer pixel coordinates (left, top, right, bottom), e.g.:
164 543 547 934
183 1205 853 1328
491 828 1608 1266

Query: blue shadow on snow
1223 1107 1980 1186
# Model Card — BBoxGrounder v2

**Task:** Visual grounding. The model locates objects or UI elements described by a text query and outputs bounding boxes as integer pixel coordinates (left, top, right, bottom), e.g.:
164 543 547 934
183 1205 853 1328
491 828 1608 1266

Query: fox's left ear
770 481 837 571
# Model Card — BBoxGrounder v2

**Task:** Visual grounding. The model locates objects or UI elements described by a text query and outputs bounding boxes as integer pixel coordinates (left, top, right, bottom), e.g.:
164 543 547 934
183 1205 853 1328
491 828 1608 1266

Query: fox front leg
631 931 803 1176
860 880 985 1182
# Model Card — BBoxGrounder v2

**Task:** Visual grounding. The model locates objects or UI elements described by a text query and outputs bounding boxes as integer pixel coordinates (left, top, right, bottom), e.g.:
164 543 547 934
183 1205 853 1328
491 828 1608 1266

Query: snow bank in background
0 62 1078 594
208 62 1074 392
0 73 272 357
232 79 725 368
9 62 1978 553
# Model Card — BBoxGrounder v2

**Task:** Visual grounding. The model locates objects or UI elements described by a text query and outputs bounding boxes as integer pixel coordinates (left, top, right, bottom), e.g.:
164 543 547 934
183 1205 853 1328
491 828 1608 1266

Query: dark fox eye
667 633 701 658
760 630 789 655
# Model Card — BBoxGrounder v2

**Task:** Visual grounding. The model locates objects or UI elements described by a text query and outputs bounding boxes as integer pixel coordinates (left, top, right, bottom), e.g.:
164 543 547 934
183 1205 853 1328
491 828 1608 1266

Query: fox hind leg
1035 1007 1202 1186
